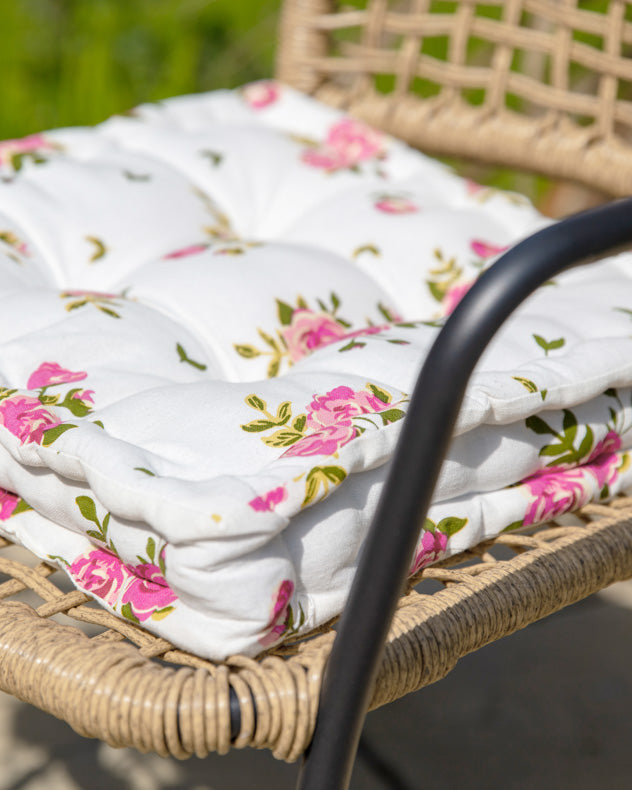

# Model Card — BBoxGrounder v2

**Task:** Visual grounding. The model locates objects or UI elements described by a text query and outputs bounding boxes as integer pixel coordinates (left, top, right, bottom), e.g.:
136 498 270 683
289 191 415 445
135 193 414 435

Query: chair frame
1 2 632 788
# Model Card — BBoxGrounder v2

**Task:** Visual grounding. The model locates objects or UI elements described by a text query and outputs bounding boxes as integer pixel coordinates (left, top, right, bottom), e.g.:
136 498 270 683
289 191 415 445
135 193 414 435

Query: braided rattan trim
277 0 632 194
1 501 631 761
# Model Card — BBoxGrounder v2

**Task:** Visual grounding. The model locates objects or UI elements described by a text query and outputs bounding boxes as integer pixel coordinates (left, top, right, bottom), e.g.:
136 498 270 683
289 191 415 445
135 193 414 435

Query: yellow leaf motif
85 236 107 263
511 376 539 394
352 243 381 259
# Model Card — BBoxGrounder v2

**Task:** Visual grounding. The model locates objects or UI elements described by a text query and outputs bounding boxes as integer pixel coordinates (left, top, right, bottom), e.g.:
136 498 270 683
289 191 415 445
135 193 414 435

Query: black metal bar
296 197 632 790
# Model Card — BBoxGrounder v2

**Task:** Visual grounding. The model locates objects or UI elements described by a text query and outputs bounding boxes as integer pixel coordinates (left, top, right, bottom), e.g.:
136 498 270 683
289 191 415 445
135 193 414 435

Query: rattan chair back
278 0 632 195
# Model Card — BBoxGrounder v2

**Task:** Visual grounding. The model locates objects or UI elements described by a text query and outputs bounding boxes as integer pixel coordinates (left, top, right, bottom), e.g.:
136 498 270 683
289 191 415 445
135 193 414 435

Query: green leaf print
241 396 294 432
426 248 462 304
176 343 207 371
85 236 107 263
41 423 77 446
12 499 32 516
245 394 267 412
367 384 391 404
75 496 101 528
61 389 92 417
234 344 260 359
293 414 307 432
379 408 406 425
352 243 381 258
262 429 305 448
512 376 538 394
525 415 557 436
151 605 175 621
123 170 152 182
527 408 595 467
533 334 565 356
75 496 100 527
277 401 292 424
75 495 115 549
276 299 295 326
200 150 223 167
121 601 140 623
241 419 280 433
339 339 366 352
436 516 467 537
423 518 436 532
303 465 347 506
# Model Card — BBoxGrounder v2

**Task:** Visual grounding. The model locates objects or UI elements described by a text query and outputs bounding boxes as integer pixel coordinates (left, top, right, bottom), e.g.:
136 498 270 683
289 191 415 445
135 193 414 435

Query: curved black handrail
296 197 632 790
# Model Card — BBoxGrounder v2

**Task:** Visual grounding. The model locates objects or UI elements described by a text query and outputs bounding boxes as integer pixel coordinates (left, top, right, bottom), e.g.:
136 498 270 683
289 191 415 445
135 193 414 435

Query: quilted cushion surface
1 81 632 657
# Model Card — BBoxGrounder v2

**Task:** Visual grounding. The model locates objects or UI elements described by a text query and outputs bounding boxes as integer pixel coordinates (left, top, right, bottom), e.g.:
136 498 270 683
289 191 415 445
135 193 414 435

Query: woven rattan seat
2 506 632 761
2 2 632 785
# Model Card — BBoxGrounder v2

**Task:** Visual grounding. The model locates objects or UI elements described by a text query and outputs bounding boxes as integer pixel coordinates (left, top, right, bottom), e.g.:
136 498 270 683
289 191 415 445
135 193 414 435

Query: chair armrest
298 196 632 790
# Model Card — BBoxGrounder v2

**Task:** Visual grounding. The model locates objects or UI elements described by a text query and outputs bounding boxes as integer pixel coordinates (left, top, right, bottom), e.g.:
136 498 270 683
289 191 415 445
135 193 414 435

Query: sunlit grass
0 0 281 138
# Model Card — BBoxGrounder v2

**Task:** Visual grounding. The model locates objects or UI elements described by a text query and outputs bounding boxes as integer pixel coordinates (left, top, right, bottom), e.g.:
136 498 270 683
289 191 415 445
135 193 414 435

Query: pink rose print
283 385 392 458
522 431 622 526
374 195 419 214
242 80 280 109
306 385 391 430
236 293 404 376
327 119 383 161
522 467 592 526
163 243 209 260
0 396 60 444
0 489 19 521
442 281 473 316
249 485 288 512
466 179 485 196
0 133 54 167
585 430 622 489
69 548 130 607
282 310 394 363
302 118 385 172
282 310 349 363
120 562 178 622
62 290 118 299
27 362 87 390
410 530 448 575
72 389 95 404
283 423 357 458
302 147 349 171
470 239 508 259
259 579 295 648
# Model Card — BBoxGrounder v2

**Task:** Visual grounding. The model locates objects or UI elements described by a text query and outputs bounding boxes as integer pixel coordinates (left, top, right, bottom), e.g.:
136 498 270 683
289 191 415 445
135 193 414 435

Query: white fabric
0 81 631 658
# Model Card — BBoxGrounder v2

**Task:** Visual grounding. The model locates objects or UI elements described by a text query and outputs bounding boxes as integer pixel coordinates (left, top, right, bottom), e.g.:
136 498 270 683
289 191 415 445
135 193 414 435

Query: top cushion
1 81 632 658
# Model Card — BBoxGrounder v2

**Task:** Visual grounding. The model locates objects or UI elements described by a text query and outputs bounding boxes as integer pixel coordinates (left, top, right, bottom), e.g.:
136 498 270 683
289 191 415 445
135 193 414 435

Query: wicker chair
2 2 632 788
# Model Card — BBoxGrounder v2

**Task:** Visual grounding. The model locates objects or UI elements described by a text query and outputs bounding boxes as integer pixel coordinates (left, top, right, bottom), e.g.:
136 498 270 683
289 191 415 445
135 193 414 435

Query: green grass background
0 0 282 139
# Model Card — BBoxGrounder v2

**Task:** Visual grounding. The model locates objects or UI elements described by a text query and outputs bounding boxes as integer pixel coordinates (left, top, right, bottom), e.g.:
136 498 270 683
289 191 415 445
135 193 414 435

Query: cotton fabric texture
1 82 632 658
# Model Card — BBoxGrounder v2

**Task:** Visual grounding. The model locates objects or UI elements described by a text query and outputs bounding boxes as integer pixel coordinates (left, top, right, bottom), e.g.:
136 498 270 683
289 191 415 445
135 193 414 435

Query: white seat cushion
1 81 632 658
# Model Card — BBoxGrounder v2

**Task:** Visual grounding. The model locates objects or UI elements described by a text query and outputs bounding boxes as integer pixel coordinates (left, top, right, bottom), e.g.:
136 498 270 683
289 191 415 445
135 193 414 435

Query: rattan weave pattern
277 0 632 195
1 500 631 761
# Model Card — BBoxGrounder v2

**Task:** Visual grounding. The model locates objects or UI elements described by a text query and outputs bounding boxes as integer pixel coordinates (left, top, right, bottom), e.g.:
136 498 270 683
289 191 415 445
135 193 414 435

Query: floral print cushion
1 82 632 658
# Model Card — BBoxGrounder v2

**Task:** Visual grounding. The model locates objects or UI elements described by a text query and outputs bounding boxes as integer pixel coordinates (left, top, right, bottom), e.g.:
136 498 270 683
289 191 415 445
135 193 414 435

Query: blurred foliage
0 0 282 138
1 0 618 213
